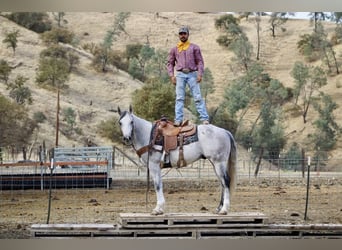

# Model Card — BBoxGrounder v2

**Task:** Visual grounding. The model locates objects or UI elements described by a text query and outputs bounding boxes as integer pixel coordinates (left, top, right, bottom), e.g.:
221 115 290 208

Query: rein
128 116 156 210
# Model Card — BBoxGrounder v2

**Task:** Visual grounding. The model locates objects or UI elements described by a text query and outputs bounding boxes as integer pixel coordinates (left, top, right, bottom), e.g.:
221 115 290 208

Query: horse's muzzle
122 136 132 146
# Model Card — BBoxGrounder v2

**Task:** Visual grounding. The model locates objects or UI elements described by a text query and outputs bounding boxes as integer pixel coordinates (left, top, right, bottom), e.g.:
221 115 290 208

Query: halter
118 109 153 207
119 111 134 147
119 111 154 157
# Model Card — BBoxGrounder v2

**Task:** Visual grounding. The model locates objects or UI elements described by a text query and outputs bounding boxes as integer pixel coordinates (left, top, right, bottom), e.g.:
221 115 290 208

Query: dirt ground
0 176 341 239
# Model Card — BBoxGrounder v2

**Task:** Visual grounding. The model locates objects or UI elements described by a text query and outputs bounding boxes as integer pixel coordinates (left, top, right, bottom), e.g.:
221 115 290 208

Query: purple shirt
167 43 204 77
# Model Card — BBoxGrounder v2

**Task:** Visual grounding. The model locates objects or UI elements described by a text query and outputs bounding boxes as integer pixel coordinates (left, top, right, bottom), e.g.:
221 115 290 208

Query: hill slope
1 12 342 165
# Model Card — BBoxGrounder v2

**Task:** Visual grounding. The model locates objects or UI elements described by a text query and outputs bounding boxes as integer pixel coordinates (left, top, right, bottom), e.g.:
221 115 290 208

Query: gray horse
118 106 237 215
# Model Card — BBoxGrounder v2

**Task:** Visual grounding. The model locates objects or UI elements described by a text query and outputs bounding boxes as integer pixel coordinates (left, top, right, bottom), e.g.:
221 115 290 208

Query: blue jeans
175 71 209 123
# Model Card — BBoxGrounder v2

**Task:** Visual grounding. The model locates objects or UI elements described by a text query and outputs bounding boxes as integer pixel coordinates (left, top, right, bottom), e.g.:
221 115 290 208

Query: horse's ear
129 105 133 114
117 106 121 115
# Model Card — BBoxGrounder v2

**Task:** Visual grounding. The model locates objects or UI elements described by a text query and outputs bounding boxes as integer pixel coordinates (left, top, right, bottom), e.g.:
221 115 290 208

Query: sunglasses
179 32 188 35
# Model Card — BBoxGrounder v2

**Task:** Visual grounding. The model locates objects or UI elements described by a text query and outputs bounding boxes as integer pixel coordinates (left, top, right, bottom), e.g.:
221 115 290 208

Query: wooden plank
31 223 115 231
268 224 342 231
119 212 267 228
30 222 342 239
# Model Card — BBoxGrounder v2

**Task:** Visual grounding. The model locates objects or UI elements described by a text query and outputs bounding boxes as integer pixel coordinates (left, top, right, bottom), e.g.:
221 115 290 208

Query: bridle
118 110 152 206
119 111 153 157
119 111 134 147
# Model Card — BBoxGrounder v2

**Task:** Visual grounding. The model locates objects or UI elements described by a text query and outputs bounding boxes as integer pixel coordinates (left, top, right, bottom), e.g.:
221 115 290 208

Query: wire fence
0 145 341 232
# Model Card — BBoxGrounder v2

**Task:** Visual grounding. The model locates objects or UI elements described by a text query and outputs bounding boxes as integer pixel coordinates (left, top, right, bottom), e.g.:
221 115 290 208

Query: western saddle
136 117 197 168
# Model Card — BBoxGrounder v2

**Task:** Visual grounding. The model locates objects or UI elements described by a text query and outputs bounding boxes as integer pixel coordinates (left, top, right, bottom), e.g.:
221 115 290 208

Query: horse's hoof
151 209 164 215
218 210 227 215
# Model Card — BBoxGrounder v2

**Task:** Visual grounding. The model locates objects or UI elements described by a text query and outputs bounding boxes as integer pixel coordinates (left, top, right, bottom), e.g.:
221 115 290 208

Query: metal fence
0 145 341 235
1 145 342 188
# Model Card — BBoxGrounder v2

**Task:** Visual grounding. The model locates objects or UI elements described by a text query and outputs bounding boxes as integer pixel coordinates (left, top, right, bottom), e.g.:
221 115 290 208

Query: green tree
6 12 52 33
309 12 329 32
7 75 33 105
126 43 143 60
269 12 293 37
291 62 327 123
291 61 309 104
209 106 237 133
2 29 20 55
201 68 215 102
132 81 175 121
252 103 285 176
215 14 253 72
314 23 340 75
97 116 122 143
93 12 130 72
52 12 67 27
128 58 143 80
62 107 76 132
145 48 169 83
0 94 37 147
284 142 302 171
132 44 155 81
297 33 322 62
41 27 75 45
36 46 70 89
331 12 342 23
310 93 340 170
38 44 79 73
311 93 340 152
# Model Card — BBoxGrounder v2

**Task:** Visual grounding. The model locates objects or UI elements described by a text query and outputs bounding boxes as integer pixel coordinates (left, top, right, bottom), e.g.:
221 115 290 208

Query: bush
6 12 52 33
97 117 122 143
0 59 12 84
41 28 75 45
0 94 37 146
33 111 47 123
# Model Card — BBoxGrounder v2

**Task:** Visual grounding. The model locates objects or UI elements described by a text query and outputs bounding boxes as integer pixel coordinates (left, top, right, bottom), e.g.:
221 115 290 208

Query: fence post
301 148 305 178
39 145 43 190
0 147 2 164
304 156 311 221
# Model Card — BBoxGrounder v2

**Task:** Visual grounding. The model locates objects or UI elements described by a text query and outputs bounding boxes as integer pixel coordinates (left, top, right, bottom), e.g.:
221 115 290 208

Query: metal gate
53 146 113 189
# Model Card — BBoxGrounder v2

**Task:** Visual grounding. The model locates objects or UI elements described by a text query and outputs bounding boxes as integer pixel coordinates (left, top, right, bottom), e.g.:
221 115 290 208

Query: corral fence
0 144 341 234
0 144 342 187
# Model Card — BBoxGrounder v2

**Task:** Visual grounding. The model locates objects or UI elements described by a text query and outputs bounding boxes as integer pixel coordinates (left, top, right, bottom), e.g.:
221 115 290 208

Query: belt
178 68 195 74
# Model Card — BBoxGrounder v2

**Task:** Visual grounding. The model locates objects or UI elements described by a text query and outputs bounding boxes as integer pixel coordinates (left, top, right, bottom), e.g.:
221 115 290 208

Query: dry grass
0 12 341 161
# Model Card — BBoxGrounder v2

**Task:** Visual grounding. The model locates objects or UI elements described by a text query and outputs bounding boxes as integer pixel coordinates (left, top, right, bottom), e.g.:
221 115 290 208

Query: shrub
6 12 52 33
33 111 47 123
41 28 75 45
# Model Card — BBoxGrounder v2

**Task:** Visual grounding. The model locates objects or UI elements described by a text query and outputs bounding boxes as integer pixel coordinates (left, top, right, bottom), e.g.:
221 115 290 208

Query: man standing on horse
167 26 210 127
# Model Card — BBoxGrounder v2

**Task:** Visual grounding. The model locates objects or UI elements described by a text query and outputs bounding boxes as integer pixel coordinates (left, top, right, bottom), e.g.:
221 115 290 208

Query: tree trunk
301 148 305 178
254 147 264 177
55 88 60 147
330 46 340 74
256 21 260 60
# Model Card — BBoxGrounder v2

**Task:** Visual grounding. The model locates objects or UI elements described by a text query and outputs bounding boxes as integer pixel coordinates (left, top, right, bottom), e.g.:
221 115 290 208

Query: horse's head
118 106 134 146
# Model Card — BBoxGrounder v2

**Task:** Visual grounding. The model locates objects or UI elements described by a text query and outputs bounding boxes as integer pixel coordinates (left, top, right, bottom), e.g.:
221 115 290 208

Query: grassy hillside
1 12 342 167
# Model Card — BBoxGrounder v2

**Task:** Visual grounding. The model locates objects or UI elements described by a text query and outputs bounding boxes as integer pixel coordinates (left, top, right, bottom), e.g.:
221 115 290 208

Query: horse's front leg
149 162 165 215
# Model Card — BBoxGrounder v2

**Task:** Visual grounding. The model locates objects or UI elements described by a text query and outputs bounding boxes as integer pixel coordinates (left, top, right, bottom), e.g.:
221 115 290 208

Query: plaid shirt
167 43 204 77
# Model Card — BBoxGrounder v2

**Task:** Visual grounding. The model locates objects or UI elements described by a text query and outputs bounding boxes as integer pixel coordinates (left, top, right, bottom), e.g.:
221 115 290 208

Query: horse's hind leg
218 184 230 215
216 190 224 213
213 162 231 215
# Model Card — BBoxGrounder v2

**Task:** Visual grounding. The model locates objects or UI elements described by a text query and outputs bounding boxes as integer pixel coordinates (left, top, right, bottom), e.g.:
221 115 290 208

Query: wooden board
119 212 267 228
30 213 342 239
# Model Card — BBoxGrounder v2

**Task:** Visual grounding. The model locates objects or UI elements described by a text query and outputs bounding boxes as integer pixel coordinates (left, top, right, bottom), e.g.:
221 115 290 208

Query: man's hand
170 76 176 85
197 75 202 83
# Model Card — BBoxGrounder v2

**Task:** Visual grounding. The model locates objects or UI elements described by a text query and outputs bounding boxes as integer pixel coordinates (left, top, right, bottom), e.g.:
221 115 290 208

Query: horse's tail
227 130 237 194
